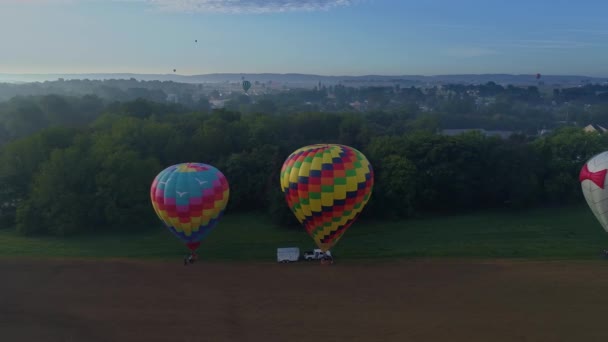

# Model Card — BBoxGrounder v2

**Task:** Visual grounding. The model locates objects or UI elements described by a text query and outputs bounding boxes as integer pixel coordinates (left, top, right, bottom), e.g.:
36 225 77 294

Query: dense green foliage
3 80 608 138
0 84 607 237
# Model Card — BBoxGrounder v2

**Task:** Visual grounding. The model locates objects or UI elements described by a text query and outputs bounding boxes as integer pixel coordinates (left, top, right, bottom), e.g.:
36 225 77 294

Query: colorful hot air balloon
280 144 374 252
150 162 230 253
242 80 251 93
580 152 608 232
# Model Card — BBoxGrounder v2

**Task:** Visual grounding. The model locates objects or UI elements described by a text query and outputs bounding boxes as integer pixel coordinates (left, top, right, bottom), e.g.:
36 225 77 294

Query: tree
16 138 98 236
221 145 281 212
0 127 80 228
93 147 161 229
366 154 417 218
251 98 277 115
533 127 606 203
338 114 369 148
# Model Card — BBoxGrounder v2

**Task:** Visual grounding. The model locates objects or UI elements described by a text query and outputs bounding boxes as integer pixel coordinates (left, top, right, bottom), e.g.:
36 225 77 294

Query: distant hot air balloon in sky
173 69 176 73
580 152 608 232
195 39 198 43
151 162 230 254
280 144 374 252
536 73 541 80
242 80 251 93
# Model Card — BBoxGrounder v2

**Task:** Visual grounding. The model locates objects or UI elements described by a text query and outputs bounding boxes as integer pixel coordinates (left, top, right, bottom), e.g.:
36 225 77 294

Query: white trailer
277 247 300 263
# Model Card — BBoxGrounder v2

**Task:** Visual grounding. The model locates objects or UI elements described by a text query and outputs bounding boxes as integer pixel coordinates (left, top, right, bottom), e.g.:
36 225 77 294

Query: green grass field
1 205 607 261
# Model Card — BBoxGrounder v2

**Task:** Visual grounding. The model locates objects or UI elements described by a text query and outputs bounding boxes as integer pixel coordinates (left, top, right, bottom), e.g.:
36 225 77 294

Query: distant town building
210 99 227 109
441 128 515 139
583 124 608 133
349 101 363 111
166 94 178 103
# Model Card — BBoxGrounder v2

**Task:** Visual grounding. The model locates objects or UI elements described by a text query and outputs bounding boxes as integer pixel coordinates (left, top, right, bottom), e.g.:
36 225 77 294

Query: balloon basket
183 253 198 266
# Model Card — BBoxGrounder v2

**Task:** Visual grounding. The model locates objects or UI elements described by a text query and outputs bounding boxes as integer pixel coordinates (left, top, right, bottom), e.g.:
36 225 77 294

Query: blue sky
1 0 607 76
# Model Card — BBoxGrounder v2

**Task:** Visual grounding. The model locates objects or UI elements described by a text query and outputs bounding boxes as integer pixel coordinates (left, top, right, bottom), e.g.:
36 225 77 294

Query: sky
1 0 608 76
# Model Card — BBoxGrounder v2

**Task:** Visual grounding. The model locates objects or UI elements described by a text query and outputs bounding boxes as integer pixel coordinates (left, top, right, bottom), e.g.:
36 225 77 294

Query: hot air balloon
173 69 176 73
580 152 608 233
280 144 374 255
151 162 230 262
536 73 541 80
242 80 251 93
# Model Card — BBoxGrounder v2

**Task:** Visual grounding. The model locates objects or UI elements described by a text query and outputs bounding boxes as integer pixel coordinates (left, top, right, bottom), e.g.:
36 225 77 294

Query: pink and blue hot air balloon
150 162 230 253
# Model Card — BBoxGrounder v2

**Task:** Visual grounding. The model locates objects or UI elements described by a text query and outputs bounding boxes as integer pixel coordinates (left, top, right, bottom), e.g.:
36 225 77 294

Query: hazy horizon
2 0 608 76
0 71 607 78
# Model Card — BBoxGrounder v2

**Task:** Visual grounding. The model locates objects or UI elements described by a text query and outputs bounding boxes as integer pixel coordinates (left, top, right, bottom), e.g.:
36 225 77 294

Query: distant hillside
0 72 607 87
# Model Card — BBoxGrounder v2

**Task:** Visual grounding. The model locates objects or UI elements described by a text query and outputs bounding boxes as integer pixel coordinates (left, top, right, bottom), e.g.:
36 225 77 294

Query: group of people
320 255 334 265
184 252 198 265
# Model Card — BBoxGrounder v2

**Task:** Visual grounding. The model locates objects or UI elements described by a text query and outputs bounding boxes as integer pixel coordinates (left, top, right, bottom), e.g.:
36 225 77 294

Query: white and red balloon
580 152 608 232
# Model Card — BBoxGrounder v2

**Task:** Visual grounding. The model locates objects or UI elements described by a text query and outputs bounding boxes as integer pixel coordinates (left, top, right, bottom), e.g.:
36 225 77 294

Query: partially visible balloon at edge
580 152 608 233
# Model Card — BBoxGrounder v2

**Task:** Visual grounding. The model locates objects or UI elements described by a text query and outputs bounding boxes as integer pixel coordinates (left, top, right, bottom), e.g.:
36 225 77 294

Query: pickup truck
303 249 332 261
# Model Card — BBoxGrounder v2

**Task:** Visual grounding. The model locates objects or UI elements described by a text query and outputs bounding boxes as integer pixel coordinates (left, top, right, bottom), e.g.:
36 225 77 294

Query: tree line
0 95 605 236
3 81 608 144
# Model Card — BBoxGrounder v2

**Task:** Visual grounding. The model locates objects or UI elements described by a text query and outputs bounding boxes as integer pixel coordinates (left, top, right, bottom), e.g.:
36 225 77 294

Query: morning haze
2 1 608 342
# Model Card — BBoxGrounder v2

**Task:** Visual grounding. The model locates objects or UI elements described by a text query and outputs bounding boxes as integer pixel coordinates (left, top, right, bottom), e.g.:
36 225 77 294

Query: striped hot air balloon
280 144 374 252
150 162 230 253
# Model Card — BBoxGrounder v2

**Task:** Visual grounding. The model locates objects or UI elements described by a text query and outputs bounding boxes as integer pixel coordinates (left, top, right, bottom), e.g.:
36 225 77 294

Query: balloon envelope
280 144 374 251
151 163 230 251
580 152 608 232
242 80 251 92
